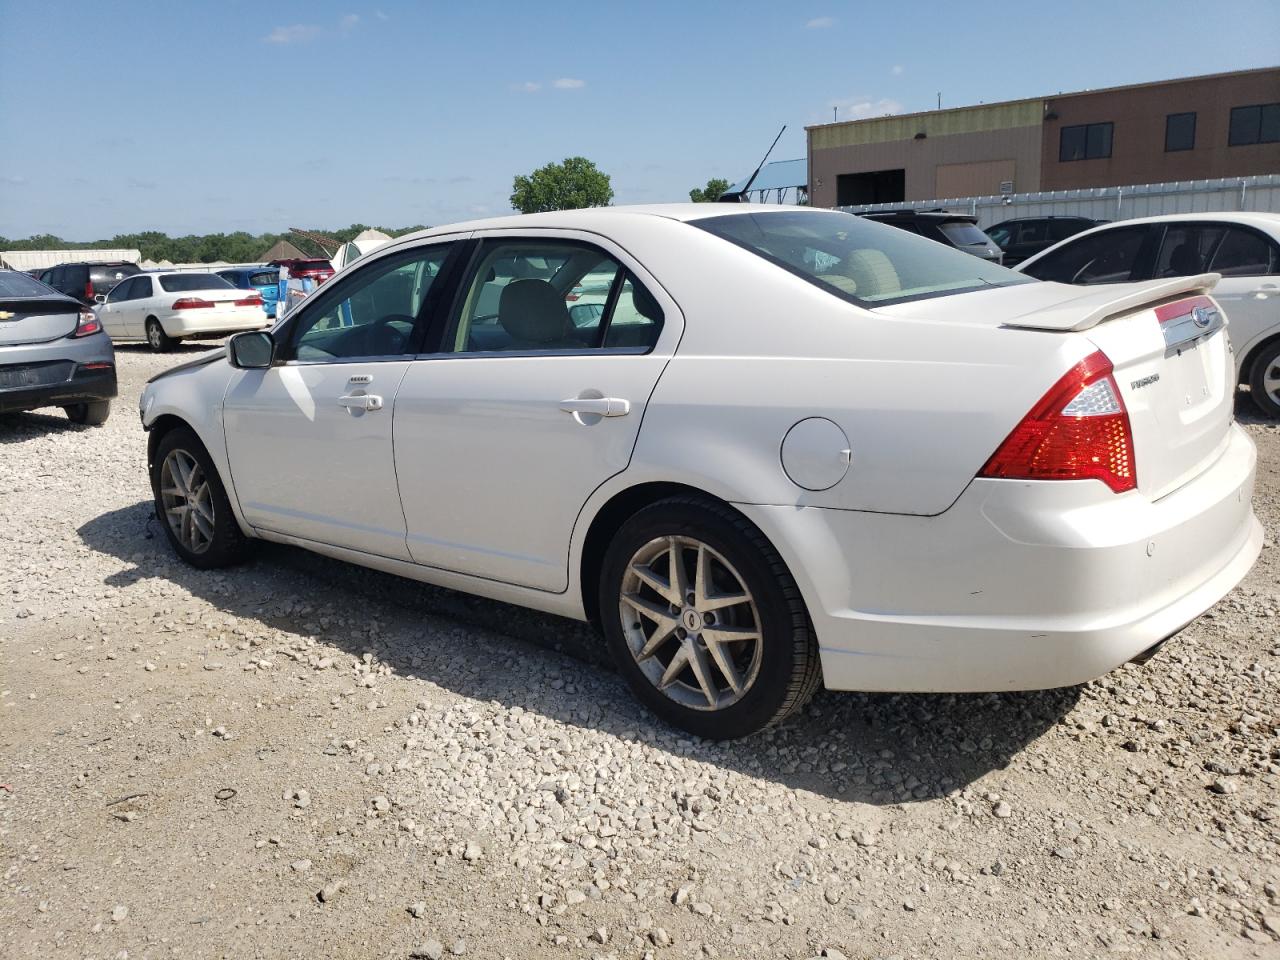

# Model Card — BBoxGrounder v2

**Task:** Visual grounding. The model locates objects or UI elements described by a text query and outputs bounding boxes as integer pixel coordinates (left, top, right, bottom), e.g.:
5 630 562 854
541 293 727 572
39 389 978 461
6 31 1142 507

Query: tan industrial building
807 67 1280 208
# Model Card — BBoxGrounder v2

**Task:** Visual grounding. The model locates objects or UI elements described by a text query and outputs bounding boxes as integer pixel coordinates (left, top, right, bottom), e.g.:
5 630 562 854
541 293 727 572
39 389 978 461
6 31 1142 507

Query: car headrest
498 279 571 343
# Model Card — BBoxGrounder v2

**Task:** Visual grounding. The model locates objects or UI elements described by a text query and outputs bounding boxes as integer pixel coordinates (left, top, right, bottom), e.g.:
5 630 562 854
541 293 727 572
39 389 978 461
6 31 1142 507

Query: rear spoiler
1001 273 1220 332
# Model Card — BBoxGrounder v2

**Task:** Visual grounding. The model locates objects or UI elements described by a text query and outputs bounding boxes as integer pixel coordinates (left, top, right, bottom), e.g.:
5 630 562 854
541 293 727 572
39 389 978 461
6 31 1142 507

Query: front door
223 241 460 559
393 233 678 591
96 276 136 338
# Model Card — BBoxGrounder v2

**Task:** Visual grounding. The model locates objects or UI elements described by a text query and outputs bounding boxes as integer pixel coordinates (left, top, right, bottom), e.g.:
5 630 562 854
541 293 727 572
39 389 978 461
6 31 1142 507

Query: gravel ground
2 344 1278 960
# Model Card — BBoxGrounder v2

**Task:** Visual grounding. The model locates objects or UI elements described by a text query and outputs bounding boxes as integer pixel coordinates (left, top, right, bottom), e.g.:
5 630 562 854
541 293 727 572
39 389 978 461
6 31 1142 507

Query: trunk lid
875 273 1233 500
0 298 81 345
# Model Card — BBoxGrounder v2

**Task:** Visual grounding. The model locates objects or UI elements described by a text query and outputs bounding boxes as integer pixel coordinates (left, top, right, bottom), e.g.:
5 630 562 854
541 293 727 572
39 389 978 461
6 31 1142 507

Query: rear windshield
249 271 278 286
695 209 1027 306
158 273 235 292
0 271 59 298
938 222 993 246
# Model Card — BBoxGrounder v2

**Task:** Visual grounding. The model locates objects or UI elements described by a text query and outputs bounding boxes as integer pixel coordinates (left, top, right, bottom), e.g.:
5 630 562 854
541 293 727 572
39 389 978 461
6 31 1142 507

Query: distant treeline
0 225 429 264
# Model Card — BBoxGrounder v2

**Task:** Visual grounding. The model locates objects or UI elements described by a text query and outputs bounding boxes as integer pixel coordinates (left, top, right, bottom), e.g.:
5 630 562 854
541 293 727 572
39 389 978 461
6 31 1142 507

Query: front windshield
695 209 1029 307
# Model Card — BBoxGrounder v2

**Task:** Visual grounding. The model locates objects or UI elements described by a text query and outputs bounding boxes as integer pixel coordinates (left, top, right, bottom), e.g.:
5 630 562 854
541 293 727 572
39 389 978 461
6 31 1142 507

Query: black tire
598 496 821 740
146 316 178 352
1248 340 1280 418
150 426 253 569
64 400 111 425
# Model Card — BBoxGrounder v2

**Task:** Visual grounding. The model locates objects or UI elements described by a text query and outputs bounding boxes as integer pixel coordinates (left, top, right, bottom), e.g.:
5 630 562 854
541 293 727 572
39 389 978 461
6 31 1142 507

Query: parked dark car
216 266 282 318
984 216 1102 266
39 261 141 306
856 210 1003 262
269 257 334 284
0 270 116 424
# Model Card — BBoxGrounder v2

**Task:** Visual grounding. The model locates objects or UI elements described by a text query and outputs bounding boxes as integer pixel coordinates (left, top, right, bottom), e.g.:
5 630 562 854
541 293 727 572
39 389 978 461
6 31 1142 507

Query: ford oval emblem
1191 305 1214 328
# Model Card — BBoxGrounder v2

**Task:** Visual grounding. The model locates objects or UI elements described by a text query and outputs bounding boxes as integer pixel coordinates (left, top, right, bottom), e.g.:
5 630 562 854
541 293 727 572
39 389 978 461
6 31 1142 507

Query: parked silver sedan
0 270 116 424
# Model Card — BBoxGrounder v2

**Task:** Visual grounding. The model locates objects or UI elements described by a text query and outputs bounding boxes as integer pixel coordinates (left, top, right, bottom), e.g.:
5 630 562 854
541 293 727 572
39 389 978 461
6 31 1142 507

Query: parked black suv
983 216 1101 267
39 261 141 306
857 210 1003 263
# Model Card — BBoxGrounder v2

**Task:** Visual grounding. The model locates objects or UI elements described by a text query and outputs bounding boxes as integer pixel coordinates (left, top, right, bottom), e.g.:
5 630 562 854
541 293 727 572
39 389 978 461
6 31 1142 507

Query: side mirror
227 330 275 369
94 294 107 304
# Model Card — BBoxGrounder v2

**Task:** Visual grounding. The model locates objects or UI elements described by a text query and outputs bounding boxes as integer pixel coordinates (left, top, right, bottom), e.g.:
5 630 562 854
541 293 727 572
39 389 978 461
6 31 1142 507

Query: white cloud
339 13 360 31
830 96 904 121
806 16 835 28
0 174 27 185
512 81 541 93
891 64 904 75
264 24 321 45
375 10 389 20
552 77 585 90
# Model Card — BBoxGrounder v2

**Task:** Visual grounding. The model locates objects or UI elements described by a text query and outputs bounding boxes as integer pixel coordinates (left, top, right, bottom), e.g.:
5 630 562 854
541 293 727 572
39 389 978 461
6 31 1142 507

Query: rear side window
1021 226 1150 284
697 209 1026 306
135 276 153 297
1208 227 1278 276
158 273 234 292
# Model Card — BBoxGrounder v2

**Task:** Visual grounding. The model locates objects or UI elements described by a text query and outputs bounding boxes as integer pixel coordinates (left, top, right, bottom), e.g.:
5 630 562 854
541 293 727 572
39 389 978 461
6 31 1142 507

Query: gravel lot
2 344 1278 960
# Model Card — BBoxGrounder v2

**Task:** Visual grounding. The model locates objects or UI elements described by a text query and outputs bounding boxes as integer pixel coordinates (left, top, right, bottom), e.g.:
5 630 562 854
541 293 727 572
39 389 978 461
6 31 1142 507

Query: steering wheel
366 314 416 355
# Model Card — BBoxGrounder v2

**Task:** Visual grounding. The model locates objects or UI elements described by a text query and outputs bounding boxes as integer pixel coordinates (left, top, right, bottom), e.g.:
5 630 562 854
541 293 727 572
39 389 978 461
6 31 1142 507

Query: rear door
127 275 155 337
393 232 679 591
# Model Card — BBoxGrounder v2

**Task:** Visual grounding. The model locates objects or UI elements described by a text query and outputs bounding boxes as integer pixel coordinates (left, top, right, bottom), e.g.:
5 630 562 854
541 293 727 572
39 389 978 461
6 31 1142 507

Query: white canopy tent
331 228 393 271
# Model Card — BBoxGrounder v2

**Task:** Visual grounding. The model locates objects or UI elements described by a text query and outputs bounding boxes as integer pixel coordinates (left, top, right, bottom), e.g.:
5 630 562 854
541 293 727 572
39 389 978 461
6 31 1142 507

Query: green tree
689 177 731 203
510 157 613 214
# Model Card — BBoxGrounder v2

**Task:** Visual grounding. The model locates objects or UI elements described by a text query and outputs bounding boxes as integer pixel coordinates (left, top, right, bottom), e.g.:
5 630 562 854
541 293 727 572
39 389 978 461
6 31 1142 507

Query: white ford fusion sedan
139 204 1262 739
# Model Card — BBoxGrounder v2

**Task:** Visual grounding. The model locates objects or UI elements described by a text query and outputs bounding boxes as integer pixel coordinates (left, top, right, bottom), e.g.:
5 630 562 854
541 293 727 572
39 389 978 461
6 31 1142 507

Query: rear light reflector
235 294 264 307
79 362 113 370
70 309 102 337
84 280 94 301
979 350 1136 493
171 298 215 310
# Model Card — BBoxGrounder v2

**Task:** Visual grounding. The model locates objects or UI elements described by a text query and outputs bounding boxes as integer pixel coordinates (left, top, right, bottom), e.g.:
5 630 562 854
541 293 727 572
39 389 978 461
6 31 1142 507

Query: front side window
1165 112 1196 152
1154 225 1225 278
1020 226 1150 284
985 223 1014 247
1208 227 1278 277
106 277 136 302
1229 103 1280 146
288 244 454 361
695 209 1027 307
447 240 662 353
1059 122 1113 161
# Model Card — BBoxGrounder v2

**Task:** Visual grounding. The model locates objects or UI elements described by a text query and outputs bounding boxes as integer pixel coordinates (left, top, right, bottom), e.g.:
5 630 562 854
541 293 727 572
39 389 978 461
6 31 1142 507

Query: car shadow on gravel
79 500 1085 806
0 409 92 442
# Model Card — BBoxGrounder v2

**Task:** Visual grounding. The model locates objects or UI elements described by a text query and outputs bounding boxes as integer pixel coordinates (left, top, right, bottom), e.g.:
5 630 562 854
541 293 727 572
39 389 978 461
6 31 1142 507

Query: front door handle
559 396 630 418
338 393 383 412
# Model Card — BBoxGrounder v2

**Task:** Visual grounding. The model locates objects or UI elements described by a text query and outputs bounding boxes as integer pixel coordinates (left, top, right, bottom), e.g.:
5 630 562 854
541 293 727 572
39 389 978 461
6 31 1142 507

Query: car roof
1079 211 1280 230
990 215 1097 224
397 203 837 244
860 210 977 222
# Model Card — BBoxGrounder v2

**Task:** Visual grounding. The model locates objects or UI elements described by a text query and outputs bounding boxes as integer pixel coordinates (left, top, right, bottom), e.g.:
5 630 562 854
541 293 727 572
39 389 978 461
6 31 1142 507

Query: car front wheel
150 426 252 568
599 496 821 740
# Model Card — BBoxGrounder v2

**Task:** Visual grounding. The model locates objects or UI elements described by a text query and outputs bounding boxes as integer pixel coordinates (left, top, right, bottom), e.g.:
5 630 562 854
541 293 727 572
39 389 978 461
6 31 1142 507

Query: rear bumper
739 422 1261 692
165 310 270 338
0 333 117 414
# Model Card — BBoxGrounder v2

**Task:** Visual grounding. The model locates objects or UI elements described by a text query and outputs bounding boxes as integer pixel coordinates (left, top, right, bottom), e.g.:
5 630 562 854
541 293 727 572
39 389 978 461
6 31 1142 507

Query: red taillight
979 350 1136 493
235 294 264 307
171 298 215 310
71 309 101 338
84 280 94 301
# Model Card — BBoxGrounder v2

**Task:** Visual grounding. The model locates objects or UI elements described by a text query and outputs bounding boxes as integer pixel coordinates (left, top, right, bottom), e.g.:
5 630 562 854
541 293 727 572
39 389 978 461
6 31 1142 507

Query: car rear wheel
151 426 252 568
146 317 178 352
1249 340 1280 418
64 400 111 426
599 496 821 739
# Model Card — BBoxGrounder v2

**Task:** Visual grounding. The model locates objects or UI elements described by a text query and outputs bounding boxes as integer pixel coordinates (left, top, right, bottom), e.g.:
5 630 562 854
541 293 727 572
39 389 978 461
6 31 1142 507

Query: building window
1228 103 1280 146
1165 112 1196 152
1059 122 1113 161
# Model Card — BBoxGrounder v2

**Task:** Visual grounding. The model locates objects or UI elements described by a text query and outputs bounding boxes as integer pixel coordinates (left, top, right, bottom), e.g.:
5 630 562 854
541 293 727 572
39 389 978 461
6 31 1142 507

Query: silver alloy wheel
1264 356 1280 407
159 448 215 554
148 321 163 349
619 535 763 712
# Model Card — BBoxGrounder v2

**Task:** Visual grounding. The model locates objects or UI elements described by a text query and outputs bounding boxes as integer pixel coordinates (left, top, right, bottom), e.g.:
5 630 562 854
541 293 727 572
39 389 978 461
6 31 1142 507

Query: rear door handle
559 396 630 417
338 393 383 412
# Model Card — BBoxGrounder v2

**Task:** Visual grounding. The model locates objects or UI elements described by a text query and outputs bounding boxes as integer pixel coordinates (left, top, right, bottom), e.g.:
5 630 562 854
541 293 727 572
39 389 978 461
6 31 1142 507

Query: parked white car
138 205 1261 738
96 271 269 352
1017 212 1280 416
